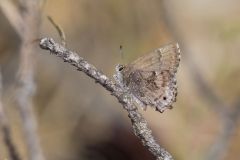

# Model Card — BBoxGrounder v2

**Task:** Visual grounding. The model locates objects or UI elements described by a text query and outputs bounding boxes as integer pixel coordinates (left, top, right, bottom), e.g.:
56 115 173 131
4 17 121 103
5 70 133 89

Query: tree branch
39 37 174 160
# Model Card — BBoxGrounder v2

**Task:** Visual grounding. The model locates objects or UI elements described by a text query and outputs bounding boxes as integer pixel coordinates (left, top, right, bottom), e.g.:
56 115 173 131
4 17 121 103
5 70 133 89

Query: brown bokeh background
0 0 240 160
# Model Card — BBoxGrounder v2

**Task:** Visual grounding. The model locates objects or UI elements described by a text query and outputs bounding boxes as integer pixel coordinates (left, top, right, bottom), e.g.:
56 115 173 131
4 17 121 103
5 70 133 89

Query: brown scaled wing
123 43 180 113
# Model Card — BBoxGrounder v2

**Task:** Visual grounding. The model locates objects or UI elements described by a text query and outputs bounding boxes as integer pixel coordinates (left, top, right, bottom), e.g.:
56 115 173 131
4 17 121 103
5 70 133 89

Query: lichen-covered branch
39 38 174 160
128 110 173 160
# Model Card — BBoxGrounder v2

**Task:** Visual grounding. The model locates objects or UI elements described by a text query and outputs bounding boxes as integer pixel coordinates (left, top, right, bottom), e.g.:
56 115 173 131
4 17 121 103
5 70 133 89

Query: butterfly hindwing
126 69 176 112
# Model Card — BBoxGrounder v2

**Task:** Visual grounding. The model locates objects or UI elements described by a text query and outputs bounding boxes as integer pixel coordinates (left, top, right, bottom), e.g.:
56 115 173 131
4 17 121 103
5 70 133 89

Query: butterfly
115 43 181 113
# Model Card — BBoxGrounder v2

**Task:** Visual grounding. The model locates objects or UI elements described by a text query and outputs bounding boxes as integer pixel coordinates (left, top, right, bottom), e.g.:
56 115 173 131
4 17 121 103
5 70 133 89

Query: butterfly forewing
130 43 180 74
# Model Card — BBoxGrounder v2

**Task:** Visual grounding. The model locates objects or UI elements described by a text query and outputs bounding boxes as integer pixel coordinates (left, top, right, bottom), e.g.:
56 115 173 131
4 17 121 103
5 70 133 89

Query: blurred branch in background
0 70 20 160
161 1 240 160
39 38 174 160
0 0 45 160
206 102 240 160
0 0 23 38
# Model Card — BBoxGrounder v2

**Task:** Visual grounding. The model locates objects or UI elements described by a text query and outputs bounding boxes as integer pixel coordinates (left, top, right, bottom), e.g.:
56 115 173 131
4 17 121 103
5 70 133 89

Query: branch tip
39 38 54 50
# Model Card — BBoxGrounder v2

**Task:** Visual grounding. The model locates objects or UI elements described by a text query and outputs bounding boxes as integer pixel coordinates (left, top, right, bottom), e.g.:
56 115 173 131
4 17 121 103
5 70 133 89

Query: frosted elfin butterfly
115 43 180 113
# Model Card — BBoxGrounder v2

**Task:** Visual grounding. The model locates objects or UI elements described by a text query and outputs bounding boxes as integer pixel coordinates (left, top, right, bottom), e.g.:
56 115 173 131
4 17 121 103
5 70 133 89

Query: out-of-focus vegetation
0 0 240 160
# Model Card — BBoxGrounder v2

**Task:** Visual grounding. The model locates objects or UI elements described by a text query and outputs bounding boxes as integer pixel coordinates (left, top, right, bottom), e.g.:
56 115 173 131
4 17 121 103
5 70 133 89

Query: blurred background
0 0 240 160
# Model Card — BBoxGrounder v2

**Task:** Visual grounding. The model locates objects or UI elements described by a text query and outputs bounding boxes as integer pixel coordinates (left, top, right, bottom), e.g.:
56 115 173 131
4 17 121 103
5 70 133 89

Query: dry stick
160 2 240 159
0 71 21 160
0 0 45 160
39 38 174 160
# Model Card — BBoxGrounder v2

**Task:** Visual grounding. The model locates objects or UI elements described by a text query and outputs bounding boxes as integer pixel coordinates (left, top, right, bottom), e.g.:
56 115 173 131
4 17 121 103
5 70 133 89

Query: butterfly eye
163 96 167 100
118 65 124 71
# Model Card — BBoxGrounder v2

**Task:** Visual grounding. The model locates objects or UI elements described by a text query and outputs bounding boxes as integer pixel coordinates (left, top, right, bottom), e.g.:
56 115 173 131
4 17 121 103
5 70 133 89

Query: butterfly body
115 43 180 113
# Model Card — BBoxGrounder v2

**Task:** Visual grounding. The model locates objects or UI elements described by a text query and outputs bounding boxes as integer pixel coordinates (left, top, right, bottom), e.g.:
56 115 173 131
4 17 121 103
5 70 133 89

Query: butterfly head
116 64 125 72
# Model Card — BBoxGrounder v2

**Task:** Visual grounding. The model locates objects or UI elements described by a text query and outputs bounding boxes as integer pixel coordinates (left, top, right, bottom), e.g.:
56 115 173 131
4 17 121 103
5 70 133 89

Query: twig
47 16 66 47
0 70 21 160
39 38 174 160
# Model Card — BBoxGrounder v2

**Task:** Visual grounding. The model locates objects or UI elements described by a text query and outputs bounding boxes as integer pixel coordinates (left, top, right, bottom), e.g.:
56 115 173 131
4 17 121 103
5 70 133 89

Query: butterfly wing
130 43 180 74
125 43 180 112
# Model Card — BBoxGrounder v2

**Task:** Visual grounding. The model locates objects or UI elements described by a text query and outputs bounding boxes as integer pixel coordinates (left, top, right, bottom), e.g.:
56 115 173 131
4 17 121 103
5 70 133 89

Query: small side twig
39 38 174 160
47 16 66 47
0 71 21 160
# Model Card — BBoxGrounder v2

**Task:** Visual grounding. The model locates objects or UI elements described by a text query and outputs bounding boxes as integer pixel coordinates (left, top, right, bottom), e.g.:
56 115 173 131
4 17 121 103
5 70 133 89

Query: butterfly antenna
119 45 125 63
